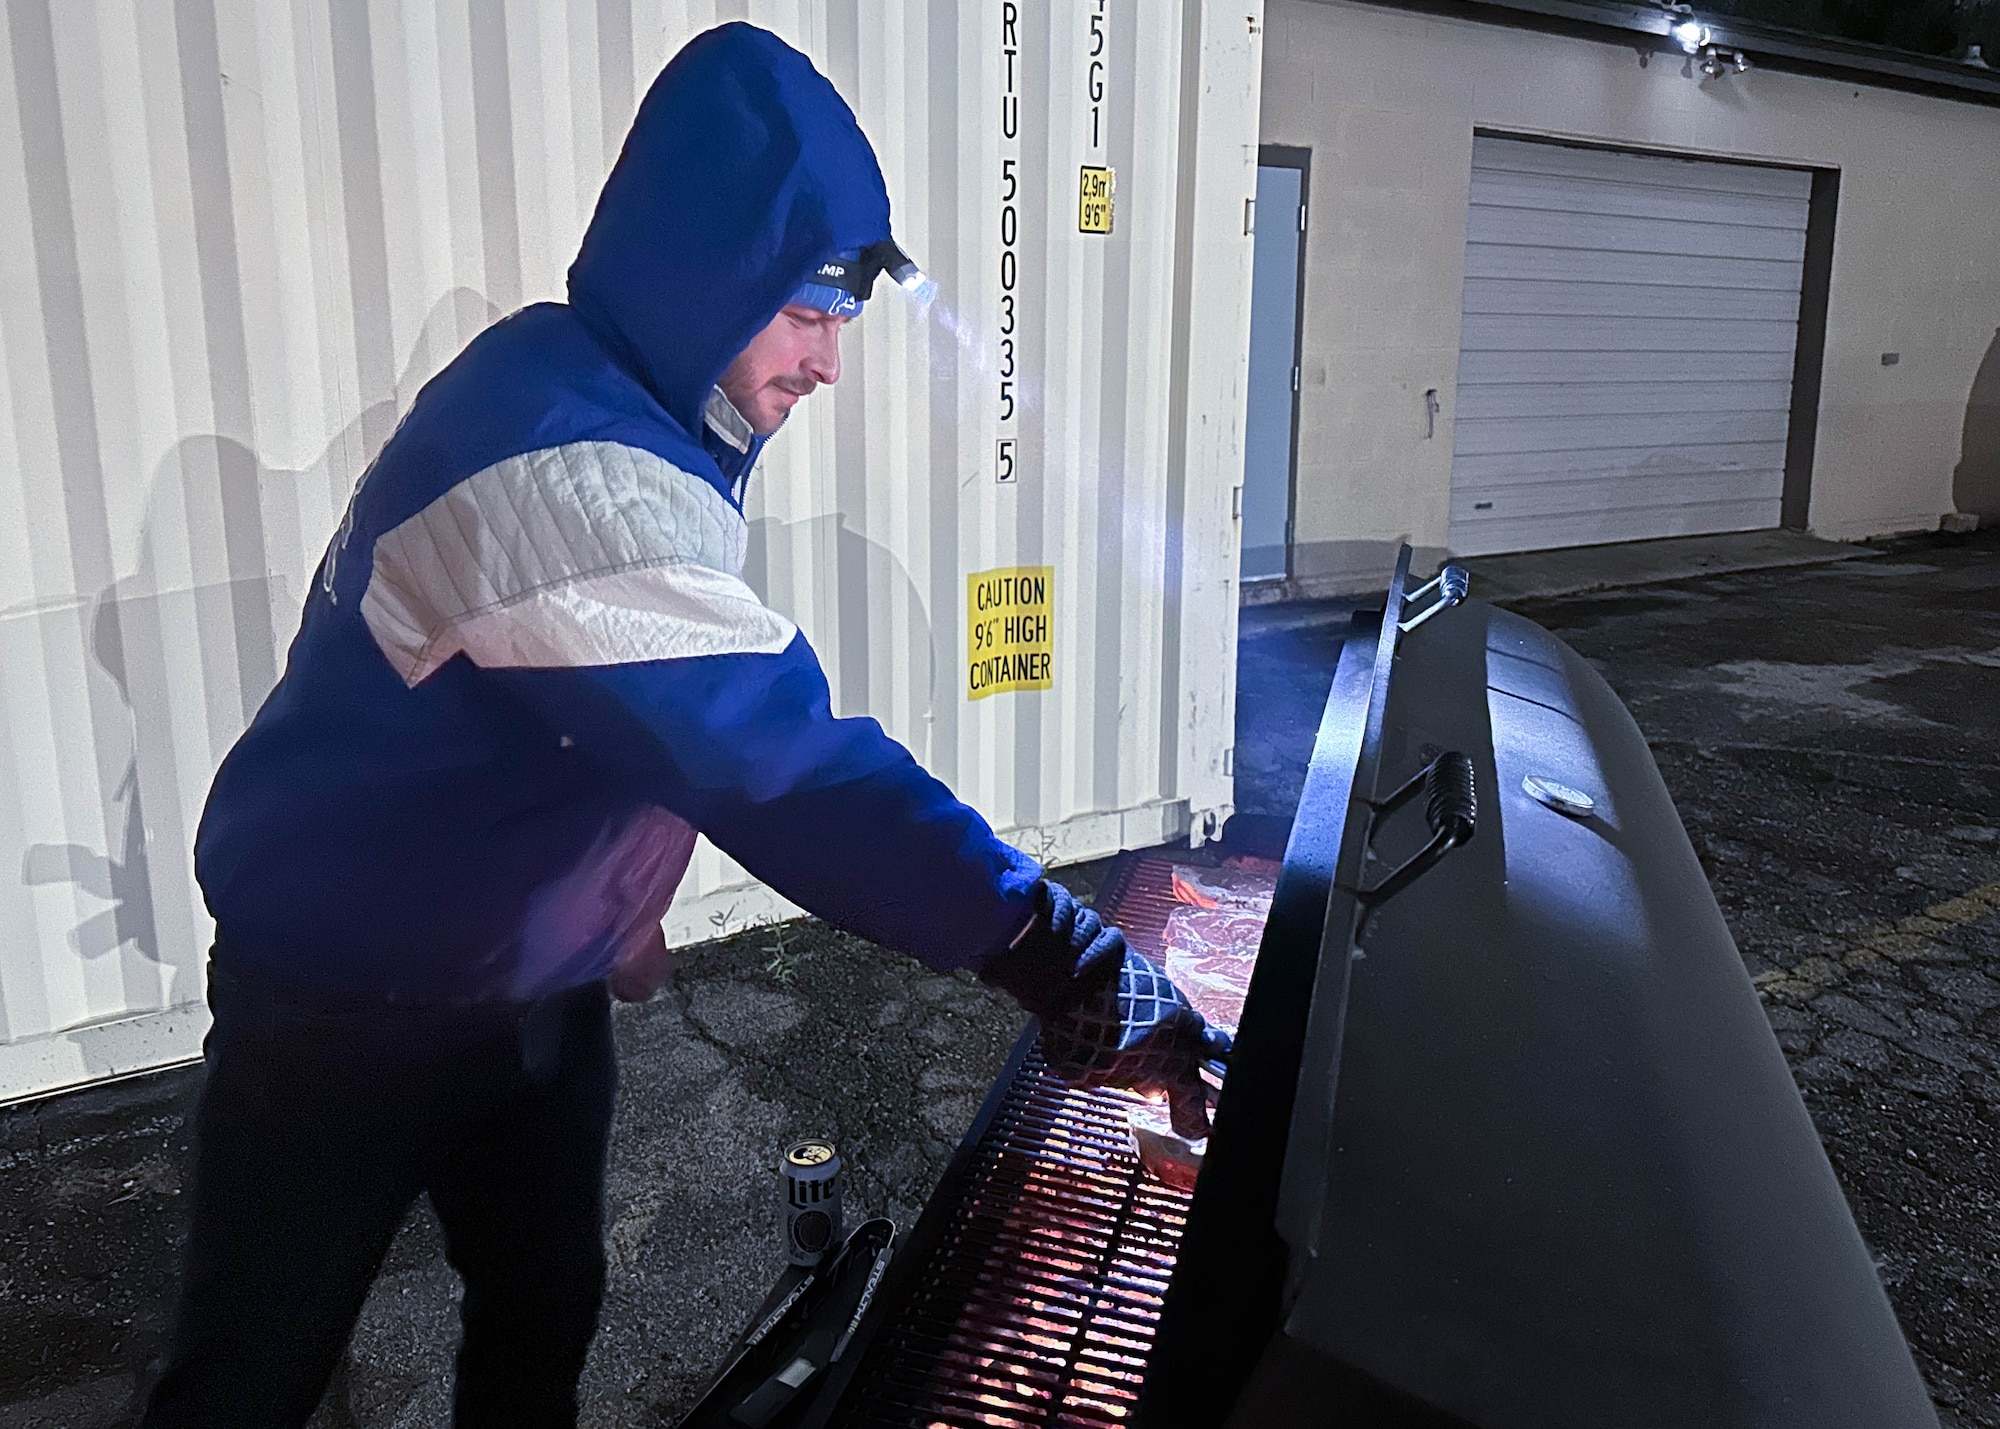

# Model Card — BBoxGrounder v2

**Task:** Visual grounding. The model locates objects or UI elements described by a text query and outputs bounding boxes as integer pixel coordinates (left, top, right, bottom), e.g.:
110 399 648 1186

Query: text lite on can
781 1139 842 1267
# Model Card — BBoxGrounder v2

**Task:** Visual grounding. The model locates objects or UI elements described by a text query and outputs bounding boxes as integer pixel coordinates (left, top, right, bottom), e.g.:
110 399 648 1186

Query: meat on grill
1167 861 1279 917
1125 859 1277 1189
1162 907 1267 1035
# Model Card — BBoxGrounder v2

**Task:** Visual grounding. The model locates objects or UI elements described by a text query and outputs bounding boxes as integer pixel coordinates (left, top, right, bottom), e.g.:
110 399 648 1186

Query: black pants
141 964 617 1428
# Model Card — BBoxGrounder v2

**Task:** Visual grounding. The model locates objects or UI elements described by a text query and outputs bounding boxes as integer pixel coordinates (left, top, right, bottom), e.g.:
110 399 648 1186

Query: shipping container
0 0 1262 1103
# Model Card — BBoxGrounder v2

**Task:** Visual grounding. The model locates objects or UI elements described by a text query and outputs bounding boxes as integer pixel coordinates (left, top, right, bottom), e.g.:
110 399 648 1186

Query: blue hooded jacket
194 24 1042 1000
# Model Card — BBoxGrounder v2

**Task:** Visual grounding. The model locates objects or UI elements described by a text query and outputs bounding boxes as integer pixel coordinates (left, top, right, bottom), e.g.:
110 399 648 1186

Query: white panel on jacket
361 440 798 685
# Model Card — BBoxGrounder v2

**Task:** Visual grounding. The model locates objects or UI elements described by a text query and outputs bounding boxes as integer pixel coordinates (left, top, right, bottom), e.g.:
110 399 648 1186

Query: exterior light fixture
1695 42 1752 79
1648 6 1750 82
1672 19 1711 53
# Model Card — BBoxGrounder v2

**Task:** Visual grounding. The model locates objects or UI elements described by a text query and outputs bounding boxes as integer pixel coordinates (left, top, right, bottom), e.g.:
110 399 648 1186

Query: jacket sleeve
488 633 1043 972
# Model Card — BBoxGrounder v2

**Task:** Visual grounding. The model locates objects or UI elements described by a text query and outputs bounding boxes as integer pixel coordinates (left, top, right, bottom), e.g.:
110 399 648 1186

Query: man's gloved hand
1039 948 1234 1140
979 881 1233 1139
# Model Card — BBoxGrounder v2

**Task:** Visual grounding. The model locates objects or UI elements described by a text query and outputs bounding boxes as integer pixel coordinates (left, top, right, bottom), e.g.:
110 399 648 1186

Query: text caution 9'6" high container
0 1 1264 1103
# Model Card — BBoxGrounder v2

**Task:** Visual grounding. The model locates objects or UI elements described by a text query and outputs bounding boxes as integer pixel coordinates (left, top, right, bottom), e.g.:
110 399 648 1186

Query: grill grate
837 1043 1193 1428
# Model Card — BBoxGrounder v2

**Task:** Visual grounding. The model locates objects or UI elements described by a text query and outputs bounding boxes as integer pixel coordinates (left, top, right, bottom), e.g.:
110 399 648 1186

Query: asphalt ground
1521 533 2000 1428
2 528 1996 1426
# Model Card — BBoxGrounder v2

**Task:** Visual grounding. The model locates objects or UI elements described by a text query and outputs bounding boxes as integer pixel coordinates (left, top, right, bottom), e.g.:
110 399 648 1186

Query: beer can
781 1139 843 1267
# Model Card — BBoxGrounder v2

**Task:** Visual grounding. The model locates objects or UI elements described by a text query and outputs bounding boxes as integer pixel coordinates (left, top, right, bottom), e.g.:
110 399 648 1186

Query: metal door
1241 157 1306 582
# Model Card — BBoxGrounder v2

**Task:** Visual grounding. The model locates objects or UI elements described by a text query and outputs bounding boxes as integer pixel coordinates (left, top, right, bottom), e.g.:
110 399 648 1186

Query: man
144 23 1227 1428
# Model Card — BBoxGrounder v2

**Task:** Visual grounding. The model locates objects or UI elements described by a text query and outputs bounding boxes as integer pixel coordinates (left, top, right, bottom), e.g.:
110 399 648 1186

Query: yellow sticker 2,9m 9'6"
1078 166 1114 234
967 567 1054 700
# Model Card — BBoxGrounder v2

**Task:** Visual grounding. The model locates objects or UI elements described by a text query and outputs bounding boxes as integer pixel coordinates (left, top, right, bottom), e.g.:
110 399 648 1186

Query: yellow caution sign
1078 166 1114 234
967 567 1054 700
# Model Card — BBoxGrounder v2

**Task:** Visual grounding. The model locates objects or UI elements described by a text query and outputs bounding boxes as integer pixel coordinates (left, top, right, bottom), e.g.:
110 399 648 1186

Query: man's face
717 303 848 434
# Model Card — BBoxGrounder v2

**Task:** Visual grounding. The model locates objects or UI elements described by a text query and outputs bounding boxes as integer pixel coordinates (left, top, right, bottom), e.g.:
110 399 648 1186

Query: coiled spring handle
1356 750 1478 907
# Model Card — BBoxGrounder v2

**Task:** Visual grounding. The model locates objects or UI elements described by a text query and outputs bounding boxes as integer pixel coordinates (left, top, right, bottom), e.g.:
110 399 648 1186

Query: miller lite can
781 1139 843 1267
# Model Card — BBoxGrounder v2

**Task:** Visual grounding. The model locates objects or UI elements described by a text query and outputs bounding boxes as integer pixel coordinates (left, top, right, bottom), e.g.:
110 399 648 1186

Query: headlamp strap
807 242 917 301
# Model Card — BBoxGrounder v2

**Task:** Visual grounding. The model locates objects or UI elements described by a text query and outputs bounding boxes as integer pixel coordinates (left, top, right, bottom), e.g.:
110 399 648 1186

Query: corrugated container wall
0 0 1263 1102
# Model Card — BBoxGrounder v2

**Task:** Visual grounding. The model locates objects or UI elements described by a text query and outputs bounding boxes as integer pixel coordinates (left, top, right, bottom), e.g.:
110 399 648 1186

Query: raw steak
1125 861 1276 1187
1169 860 1280 915
1126 1095 1208 1192
1162 906 1267 1035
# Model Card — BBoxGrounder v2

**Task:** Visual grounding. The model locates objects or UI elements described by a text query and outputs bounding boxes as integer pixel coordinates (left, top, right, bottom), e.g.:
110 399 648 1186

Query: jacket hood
567 24 893 436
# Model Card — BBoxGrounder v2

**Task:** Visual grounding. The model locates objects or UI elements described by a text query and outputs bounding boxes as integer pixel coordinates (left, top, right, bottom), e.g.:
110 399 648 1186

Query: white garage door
1449 136 1812 557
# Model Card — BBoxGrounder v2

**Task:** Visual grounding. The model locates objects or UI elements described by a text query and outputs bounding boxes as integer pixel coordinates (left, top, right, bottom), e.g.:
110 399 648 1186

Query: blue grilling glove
980 881 1233 1139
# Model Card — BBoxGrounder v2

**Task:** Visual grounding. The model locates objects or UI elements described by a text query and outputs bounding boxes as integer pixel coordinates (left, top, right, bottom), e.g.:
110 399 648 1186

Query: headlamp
875 242 940 308
802 242 938 313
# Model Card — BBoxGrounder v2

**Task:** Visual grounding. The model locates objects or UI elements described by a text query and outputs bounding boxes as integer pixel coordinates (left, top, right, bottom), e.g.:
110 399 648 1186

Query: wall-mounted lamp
1672 19 1711 53
1650 6 1752 81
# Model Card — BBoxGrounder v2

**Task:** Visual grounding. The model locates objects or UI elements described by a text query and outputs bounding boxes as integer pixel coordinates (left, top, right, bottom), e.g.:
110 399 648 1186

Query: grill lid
1147 548 1939 1428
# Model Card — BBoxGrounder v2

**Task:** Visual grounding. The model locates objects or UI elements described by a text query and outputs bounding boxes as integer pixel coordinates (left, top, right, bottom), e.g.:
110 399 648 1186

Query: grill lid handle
1356 750 1477 907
